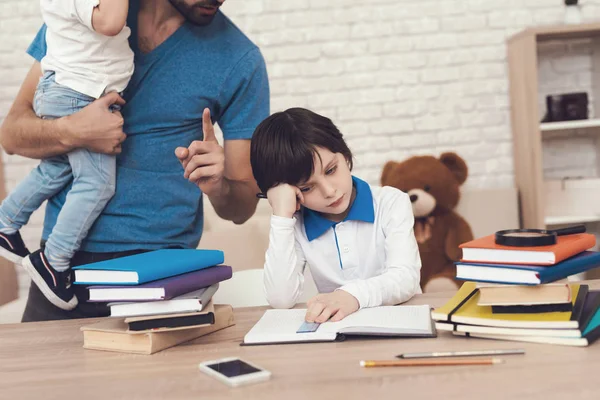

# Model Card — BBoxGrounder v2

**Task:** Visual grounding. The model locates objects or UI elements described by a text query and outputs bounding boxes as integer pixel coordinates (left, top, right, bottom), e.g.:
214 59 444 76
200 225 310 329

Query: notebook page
243 309 337 344
319 305 433 335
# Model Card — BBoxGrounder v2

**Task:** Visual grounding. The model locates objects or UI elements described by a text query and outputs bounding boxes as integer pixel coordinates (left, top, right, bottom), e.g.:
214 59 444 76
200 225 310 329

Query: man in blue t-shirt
0 0 270 322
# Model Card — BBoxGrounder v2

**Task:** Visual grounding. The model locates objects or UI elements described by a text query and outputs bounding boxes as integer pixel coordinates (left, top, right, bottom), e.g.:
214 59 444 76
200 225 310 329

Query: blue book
73 249 224 285
456 251 600 285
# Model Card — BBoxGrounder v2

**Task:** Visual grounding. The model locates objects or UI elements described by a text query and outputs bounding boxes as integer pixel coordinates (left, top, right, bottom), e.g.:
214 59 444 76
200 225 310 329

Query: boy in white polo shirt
250 108 422 323
0 0 133 310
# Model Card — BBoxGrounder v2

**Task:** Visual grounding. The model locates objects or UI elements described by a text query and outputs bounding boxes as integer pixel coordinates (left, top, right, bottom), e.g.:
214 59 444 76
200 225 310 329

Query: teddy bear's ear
381 161 398 186
439 152 468 184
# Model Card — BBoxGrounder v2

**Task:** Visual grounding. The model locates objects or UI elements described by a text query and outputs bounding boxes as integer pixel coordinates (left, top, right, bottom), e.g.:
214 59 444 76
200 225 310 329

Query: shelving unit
507 23 600 228
540 118 600 133
545 215 600 226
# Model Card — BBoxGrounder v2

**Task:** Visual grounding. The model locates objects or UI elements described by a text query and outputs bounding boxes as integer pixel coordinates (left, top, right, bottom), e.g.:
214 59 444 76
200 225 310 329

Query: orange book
460 233 596 265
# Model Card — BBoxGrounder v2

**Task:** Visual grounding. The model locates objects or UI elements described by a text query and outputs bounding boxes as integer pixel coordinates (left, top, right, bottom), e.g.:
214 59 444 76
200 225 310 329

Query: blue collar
303 176 375 242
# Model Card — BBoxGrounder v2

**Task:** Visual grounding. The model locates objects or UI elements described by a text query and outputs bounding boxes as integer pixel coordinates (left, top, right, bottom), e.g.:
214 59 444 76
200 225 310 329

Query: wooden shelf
509 23 600 43
508 24 600 228
545 215 600 226
541 119 600 134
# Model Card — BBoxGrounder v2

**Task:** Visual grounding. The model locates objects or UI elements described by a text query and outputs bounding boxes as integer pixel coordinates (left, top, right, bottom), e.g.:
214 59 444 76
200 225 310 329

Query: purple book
86 265 232 302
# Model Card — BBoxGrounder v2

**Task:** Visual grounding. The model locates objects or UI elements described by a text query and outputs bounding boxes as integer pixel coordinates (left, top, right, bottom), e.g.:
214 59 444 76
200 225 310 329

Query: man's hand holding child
305 290 360 323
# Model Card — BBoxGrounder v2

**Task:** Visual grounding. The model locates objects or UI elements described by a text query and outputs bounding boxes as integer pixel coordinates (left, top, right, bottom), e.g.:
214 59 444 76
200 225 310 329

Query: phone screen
206 360 262 378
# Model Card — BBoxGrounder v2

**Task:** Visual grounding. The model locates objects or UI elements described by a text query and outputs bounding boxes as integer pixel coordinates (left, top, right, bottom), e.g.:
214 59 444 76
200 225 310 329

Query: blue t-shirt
27 10 270 252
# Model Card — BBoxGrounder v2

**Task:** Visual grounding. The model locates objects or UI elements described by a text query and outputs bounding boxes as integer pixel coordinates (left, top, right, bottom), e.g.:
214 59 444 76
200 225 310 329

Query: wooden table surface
1 281 599 400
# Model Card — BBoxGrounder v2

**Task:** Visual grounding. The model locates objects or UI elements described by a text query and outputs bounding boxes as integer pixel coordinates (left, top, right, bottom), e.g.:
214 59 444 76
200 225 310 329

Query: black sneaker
0 231 30 263
22 250 78 310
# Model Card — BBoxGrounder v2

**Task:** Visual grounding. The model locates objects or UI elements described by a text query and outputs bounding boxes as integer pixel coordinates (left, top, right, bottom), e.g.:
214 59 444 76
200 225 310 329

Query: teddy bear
381 152 474 292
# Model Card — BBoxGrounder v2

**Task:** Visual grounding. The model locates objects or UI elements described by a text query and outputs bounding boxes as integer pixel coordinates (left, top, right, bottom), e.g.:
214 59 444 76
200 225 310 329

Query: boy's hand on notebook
174 108 225 197
267 184 304 218
305 290 359 323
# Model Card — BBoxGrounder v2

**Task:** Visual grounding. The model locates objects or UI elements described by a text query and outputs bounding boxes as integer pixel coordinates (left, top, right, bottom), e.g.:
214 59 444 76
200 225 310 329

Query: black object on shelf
541 92 588 123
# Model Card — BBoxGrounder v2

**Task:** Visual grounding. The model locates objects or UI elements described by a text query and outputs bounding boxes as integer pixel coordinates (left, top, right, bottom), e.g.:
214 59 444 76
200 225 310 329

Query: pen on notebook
397 349 525 359
360 358 504 367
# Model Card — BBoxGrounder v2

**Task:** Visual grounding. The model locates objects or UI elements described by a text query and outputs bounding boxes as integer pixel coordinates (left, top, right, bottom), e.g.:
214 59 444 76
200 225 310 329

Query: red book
460 233 596 265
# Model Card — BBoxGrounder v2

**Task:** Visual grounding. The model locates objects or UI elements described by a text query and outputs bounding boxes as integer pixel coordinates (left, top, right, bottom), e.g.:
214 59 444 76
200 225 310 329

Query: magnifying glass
495 225 586 247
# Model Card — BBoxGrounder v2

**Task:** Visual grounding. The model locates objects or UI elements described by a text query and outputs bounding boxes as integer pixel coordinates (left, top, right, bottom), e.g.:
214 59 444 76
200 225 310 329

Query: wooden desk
1 282 599 400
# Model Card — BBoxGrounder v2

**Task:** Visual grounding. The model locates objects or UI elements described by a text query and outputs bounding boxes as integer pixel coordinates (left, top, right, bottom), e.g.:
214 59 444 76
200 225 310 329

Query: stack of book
456 232 599 285
432 232 600 347
73 249 235 354
432 281 600 346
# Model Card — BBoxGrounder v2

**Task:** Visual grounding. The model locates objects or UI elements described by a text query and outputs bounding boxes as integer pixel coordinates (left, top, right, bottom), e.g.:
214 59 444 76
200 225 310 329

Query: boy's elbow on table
264 273 302 309
266 295 297 310
404 270 423 299
387 268 422 305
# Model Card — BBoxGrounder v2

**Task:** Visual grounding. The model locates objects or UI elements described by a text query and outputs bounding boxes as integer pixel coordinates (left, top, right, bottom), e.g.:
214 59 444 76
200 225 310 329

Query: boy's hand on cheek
305 290 359 323
267 184 304 218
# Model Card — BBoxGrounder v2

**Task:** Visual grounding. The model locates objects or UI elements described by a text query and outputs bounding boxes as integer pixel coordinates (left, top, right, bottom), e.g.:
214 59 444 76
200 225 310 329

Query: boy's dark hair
250 108 353 193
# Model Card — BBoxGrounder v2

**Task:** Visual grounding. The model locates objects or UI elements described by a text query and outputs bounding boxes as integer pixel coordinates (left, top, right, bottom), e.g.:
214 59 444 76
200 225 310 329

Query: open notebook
242 305 436 345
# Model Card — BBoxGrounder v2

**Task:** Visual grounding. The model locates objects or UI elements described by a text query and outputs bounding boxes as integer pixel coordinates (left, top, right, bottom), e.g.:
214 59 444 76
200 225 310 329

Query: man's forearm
207 178 259 224
0 105 73 159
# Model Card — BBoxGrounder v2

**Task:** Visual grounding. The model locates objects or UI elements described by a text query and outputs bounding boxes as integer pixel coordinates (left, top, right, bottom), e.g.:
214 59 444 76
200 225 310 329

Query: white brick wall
2 0 600 295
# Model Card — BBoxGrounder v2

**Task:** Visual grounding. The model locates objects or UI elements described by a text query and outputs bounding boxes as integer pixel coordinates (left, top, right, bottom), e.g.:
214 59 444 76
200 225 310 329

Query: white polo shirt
263 176 422 309
40 0 134 99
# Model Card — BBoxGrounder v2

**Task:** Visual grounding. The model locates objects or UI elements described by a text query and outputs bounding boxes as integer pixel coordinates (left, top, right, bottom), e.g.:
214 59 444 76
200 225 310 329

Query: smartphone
198 357 271 387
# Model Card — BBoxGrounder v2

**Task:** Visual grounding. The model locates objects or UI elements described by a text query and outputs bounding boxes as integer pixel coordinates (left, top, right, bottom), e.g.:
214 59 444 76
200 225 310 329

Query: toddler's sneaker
22 250 78 310
0 231 30 263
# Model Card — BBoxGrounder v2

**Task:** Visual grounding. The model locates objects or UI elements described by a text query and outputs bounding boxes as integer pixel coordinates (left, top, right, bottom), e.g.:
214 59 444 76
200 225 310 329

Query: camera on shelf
542 92 588 123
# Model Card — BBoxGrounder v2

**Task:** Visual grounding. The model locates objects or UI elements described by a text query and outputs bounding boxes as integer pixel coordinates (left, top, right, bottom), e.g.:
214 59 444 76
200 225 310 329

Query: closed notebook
81 304 235 355
460 233 595 265
242 305 436 346
491 303 573 314
88 265 232 302
109 284 218 318
450 292 600 347
456 251 600 285
125 302 216 332
73 249 224 285
477 283 571 306
431 281 588 329
436 320 583 338
437 290 600 341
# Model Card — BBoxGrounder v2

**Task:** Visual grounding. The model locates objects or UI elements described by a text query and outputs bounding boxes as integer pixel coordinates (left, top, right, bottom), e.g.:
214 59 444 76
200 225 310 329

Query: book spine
571 285 589 324
581 294 600 331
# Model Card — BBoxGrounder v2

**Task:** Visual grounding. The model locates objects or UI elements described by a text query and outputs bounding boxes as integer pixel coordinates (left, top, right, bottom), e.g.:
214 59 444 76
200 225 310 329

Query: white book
452 331 590 347
109 284 218 318
461 247 557 265
242 305 436 345
435 321 582 338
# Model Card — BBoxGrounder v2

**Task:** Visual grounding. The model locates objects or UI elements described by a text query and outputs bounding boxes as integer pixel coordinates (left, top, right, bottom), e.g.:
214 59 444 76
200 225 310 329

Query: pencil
397 349 525 359
359 357 504 367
